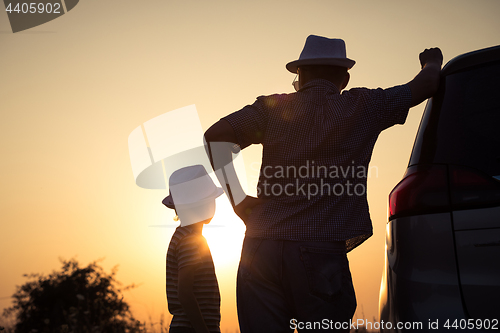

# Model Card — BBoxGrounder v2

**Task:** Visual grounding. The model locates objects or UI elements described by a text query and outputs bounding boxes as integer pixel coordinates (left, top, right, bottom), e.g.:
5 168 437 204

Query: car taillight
388 165 450 220
389 164 500 220
450 165 500 208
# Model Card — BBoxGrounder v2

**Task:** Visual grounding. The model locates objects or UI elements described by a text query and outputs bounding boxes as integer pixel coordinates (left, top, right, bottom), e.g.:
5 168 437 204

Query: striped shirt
223 79 412 252
166 226 220 332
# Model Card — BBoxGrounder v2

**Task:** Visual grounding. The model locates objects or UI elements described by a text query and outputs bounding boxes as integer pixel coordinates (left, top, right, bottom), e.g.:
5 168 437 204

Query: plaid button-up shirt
223 79 412 251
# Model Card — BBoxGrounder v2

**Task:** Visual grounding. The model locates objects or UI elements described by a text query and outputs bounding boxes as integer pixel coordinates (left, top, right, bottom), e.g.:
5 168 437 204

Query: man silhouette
204 35 443 332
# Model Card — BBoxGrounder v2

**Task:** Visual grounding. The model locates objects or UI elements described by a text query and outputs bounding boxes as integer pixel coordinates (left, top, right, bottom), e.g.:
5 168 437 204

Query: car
379 45 500 332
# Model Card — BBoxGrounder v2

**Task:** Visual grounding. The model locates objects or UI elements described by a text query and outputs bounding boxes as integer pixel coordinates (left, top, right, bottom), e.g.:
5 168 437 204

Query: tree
2 258 145 333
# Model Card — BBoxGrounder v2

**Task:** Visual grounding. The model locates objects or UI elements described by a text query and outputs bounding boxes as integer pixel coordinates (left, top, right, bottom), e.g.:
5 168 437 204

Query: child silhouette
163 165 223 333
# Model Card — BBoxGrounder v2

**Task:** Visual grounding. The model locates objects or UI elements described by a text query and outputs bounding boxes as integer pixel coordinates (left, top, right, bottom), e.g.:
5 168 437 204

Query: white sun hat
162 165 224 227
286 35 355 73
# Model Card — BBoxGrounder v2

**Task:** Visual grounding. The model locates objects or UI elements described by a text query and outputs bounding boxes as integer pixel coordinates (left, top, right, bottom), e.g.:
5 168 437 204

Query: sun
202 197 246 268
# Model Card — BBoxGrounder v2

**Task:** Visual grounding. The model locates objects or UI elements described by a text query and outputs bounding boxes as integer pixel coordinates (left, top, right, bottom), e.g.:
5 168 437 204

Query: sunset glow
1 1 499 331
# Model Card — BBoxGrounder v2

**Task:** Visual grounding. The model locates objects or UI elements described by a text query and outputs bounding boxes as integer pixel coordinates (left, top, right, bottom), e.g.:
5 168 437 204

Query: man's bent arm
407 47 443 107
204 120 262 221
204 120 246 207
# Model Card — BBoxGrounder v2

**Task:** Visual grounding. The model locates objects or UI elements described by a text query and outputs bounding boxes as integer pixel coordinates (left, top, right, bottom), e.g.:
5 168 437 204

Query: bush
2 258 145 333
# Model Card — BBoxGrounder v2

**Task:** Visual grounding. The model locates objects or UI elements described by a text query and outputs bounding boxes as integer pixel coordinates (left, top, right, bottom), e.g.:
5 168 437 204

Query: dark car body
379 45 500 332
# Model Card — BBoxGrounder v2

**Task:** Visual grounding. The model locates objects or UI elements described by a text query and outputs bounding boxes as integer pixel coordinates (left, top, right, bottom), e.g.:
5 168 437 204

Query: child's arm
178 264 211 333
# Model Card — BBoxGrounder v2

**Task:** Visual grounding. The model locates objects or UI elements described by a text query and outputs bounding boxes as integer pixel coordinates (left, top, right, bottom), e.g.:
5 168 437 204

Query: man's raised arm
407 47 443 107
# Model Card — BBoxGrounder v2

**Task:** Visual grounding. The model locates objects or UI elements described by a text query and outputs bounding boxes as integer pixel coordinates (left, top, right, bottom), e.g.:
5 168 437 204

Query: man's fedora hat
286 35 355 73
162 165 223 209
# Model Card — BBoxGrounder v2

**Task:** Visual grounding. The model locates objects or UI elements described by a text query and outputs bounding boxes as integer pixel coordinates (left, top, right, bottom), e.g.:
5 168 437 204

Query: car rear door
432 59 500 321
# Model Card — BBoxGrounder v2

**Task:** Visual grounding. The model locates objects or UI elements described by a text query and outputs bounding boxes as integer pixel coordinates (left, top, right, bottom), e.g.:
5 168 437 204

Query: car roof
442 45 500 76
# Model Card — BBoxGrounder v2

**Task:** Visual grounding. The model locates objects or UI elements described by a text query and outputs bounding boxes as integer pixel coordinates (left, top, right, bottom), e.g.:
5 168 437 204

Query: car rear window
409 61 500 177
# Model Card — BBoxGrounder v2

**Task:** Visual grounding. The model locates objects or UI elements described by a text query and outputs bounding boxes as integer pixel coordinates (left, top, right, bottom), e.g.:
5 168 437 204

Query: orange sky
1 0 500 331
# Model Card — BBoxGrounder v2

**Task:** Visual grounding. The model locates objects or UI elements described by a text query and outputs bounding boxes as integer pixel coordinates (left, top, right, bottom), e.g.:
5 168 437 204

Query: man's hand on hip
234 196 263 224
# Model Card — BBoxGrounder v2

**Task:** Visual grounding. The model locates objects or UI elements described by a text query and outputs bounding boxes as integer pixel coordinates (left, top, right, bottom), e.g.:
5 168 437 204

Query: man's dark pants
237 237 357 332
